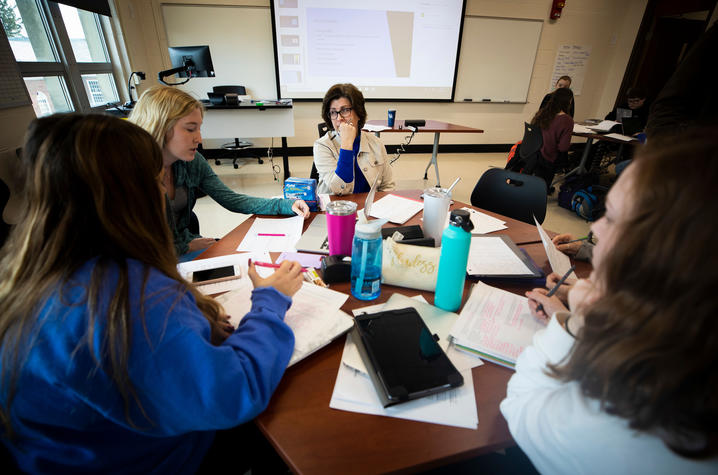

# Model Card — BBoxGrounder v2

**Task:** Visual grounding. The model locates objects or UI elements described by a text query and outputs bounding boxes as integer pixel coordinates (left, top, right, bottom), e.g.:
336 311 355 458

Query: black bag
558 175 607 221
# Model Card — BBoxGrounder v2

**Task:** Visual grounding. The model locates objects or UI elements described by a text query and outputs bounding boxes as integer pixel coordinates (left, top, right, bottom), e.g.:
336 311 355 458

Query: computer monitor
167 45 215 78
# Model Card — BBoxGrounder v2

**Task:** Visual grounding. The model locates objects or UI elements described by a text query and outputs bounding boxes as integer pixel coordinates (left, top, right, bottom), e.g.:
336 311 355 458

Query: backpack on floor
558 176 607 221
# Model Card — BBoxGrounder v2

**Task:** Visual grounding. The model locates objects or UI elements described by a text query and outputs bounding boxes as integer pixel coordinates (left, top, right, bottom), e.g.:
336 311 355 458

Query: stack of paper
450 282 546 369
604 133 637 142
587 120 619 133
369 194 424 224
236 215 304 252
329 293 482 429
573 124 594 134
217 281 352 366
466 236 534 277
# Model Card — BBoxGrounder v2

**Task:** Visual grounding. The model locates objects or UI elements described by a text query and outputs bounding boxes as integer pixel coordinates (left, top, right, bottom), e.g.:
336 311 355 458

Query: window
1 0 123 116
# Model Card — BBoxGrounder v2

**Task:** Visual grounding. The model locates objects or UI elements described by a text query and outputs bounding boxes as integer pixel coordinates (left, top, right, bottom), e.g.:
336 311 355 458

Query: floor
195 152 593 239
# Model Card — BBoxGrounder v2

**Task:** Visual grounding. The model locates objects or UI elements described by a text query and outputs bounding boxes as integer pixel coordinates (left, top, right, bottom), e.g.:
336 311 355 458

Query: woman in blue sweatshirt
0 114 303 473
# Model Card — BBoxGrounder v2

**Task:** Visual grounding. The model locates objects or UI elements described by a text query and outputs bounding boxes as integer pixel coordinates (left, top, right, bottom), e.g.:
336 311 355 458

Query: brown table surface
366 119 484 134
201 191 589 475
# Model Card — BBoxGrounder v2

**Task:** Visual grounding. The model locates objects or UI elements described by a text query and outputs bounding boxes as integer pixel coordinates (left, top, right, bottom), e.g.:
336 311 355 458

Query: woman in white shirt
501 129 718 474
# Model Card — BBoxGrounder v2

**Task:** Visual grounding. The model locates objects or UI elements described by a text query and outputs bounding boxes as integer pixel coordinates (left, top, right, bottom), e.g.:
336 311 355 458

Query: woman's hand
188 237 216 252
247 259 303 298
545 272 572 304
552 233 583 257
525 288 568 321
292 200 310 218
337 120 357 149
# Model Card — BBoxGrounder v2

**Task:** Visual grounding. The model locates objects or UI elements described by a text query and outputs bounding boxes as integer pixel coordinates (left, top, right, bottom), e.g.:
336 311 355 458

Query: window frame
8 0 124 114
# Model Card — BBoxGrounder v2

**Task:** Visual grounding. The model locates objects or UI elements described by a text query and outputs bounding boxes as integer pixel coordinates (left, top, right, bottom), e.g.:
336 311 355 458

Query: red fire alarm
551 0 566 19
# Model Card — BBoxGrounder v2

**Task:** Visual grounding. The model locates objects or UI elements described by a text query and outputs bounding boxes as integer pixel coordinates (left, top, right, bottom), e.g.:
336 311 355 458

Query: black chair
211 85 262 169
470 168 548 224
310 122 329 181
506 122 543 173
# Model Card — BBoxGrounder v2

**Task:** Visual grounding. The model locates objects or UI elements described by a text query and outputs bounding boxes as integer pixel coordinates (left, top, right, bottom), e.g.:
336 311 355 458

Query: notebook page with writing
467 236 532 276
450 282 546 368
217 281 351 366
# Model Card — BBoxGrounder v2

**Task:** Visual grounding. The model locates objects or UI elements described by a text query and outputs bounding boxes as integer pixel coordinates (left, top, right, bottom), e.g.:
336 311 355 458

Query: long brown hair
0 114 224 437
321 83 368 131
531 87 573 129
551 129 718 457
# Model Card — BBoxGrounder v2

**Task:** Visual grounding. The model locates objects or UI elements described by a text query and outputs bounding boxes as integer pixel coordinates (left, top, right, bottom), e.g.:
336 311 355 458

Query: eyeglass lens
330 107 352 119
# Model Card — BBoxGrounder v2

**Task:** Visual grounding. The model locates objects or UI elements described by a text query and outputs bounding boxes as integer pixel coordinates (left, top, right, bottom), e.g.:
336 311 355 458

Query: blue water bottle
434 209 474 311
350 220 385 300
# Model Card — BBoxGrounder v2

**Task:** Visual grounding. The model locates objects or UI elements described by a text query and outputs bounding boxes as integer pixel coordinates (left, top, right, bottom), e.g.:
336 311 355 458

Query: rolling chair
470 168 547 225
310 122 329 180
211 85 263 169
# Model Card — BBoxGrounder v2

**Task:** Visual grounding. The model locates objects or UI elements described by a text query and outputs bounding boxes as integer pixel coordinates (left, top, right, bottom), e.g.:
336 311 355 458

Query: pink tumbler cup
326 200 357 256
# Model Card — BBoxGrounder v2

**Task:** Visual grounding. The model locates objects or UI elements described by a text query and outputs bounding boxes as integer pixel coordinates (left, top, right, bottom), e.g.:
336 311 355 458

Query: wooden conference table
365 120 484 188
201 190 590 474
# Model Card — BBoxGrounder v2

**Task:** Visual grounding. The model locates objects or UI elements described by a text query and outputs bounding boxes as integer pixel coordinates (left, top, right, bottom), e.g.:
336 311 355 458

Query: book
449 282 547 369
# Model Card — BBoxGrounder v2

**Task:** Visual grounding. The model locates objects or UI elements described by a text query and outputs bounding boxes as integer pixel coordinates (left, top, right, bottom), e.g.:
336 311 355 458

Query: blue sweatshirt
2 259 294 474
334 136 369 193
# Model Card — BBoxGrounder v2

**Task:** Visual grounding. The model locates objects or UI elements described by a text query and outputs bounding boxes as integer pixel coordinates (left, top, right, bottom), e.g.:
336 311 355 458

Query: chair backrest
310 123 330 180
470 168 547 224
212 85 246 95
519 122 543 159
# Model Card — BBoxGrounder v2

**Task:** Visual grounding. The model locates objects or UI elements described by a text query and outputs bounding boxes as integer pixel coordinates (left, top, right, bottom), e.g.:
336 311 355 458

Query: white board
454 17 542 103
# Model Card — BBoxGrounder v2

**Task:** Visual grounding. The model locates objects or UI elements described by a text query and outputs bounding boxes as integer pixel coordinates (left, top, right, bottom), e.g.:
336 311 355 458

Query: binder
352 307 463 407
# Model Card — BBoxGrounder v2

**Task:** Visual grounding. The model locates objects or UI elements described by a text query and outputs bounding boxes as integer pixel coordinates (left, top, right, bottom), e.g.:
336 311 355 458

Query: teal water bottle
434 209 474 311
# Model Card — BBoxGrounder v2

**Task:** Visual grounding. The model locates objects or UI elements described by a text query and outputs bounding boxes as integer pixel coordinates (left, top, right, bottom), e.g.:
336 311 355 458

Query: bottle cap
448 209 474 233
354 218 387 239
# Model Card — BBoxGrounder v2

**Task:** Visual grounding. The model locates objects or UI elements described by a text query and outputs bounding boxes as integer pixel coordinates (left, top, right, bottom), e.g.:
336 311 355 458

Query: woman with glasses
313 83 395 195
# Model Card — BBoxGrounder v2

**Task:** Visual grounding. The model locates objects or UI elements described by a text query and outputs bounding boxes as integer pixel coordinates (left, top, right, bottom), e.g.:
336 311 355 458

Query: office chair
310 122 329 181
470 168 547 224
211 85 263 169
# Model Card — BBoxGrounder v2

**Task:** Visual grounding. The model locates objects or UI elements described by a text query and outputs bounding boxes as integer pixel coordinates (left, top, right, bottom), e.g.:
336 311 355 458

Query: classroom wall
114 0 648 149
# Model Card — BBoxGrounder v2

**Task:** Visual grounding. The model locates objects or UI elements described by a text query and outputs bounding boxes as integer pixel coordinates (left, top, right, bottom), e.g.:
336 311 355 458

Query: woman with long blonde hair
0 114 303 472
130 86 309 260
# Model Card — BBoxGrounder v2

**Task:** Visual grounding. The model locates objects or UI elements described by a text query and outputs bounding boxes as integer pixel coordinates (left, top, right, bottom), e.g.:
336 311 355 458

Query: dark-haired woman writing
502 131 718 473
0 114 303 473
313 83 395 195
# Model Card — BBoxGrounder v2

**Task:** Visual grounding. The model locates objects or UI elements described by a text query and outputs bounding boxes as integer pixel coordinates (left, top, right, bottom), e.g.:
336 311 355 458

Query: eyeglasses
329 107 353 119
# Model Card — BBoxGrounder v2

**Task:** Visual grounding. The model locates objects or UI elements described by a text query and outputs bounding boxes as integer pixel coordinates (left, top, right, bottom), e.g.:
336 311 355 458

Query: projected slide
271 0 465 100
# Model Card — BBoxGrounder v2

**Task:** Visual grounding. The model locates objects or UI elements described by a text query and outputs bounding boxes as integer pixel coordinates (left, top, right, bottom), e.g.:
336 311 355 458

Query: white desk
202 102 294 179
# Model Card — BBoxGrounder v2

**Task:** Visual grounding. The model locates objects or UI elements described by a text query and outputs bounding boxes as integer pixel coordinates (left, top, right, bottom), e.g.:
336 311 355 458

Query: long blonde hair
0 114 224 437
128 85 204 148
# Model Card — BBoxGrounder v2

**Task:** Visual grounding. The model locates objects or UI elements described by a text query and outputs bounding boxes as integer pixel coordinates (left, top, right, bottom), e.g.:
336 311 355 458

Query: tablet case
352 307 463 407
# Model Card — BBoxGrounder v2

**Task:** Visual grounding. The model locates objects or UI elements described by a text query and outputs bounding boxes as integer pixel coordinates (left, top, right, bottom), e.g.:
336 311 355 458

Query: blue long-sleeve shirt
334 136 369 193
3 258 294 474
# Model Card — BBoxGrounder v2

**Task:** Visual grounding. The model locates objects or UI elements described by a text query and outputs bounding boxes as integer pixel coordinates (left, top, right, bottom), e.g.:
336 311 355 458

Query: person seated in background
540 75 574 118
0 114 305 473
502 130 718 474
529 87 574 190
129 86 309 261
606 86 650 131
313 83 395 195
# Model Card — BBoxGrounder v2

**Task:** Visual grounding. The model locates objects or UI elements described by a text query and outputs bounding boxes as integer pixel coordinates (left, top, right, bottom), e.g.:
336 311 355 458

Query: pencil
536 265 576 316
253 261 309 272
546 265 577 297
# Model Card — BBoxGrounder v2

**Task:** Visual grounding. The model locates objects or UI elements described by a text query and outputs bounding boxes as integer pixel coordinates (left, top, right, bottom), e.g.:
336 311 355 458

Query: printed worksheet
534 216 577 283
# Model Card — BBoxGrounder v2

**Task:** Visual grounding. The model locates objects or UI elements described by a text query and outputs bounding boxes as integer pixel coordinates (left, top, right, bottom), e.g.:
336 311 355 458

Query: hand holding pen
525 265 576 321
552 232 593 257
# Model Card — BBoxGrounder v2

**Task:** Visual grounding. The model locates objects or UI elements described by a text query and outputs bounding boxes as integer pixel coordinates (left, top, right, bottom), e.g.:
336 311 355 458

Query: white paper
236 215 304 252
330 335 478 429
443 207 507 235
604 132 637 142
467 236 532 276
550 44 591 95
369 194 424 224
588 120 620 133
363 124 391 132
318 193 331 211
534 216 577 283
573 124 594 134
450 282 546 365
217 281 351 366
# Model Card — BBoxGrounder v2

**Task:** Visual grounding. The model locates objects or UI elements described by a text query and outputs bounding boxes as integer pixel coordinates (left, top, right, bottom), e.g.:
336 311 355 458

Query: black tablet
352 307 463 407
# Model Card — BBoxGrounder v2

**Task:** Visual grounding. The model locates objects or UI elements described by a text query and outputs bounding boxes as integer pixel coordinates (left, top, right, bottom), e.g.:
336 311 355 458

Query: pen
253 261 309 272
562 232 594 244
536 265 576 316
257 233 286 237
